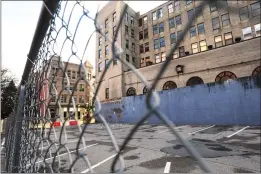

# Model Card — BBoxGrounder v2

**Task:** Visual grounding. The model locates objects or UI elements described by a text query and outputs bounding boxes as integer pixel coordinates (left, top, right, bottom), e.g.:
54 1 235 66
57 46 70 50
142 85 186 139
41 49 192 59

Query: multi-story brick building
95 0 261 102
42 56 94 122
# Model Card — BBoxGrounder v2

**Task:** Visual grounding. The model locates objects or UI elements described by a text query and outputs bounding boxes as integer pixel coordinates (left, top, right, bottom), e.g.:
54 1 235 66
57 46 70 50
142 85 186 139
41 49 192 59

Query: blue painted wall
97 76 260 126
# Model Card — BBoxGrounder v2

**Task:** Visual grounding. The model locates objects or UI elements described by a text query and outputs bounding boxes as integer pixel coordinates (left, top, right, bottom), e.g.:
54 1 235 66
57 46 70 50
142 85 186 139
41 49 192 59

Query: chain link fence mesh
2 0 243 173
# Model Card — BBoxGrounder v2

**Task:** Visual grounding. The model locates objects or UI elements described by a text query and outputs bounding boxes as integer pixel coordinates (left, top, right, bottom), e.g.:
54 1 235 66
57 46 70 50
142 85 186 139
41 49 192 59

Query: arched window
252 66 261 77
186 76 204 86
126 87 136 96
163 81 177 90
215 71 237 83
143 86 148 94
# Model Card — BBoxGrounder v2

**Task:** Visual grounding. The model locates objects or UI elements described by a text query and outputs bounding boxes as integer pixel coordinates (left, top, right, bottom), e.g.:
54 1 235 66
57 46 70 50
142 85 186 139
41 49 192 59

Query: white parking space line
27 143 98 166
158 126 187 134
226 126 249 138
163 162 171 173
81 153 117 173
188 125 215 135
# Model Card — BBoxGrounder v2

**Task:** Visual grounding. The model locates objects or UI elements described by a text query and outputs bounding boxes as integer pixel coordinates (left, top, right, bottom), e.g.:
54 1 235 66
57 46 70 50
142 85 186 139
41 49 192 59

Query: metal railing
3 0 241 173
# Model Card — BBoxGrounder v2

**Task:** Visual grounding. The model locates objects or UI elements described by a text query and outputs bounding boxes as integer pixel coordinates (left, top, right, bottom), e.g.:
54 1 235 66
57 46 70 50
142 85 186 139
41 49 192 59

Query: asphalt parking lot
2 124 261 173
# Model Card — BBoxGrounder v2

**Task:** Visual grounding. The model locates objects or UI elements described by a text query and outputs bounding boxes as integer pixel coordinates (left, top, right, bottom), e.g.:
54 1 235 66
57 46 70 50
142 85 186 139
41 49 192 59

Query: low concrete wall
97 76 260 126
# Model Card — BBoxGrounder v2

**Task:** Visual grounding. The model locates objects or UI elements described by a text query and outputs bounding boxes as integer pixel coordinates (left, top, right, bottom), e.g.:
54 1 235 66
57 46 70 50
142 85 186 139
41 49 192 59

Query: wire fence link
2 0 242 173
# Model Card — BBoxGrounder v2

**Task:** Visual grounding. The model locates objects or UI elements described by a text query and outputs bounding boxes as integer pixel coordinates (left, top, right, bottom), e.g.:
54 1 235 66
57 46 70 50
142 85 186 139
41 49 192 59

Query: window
186 76 204 86
179 46 185 57
199 40 207 52
105 19 108 28
141 58 144 64
239 6 249 21
195 6 203 18
87 74 91 80
157 8 163 18
177 30 182 41
174 1 180 11
159 23 164 33
170 33 176 44
143 16 148 25
113 12 116 22
169 18 175 29
210 1 218 12
98 49 102 59
145 42 150 52
140 44 144 53
139 31 143 40
139 18 142 27
187 9 194 21
163 81 177 90
161 52 166 62
168 4 174 13
186 0 192 5
125 12 128 22
159 37 165 47
126 54 129 62
197 23 205 34
215 71 237 84
132 43 135 52
172 51 178 58
67 70 71 78
155 54 161 63
154 39 159 49
214 35 223 48
221 13 230 26
105 88 109 99
224 32 233 45
130 16 134 25
176 15 182 25
144 29 148 39
104 59 109 69
191 42 199 54
113 26 116 36
152 11 157 20
242 27 252 40
153 25 158 35
125 25 128 35
98 62 102 72
126 87 136 96
79 84 84 91
99 37 102 46
132 57 136 63
212 17 220 30
131 29 134 38
190 26 197 37
126 39 129 49
254 23 261 37
72 71 76 79
105 32 109 41
61 95 67 103
105 45 109 55
113 58 117 65
79 96 84 103
251 1 260 17
219 0 228 7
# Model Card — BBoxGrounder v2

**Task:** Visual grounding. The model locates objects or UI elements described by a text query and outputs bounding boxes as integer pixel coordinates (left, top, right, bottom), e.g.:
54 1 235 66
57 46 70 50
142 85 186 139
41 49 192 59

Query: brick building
41 56 94 122
95 0 261 101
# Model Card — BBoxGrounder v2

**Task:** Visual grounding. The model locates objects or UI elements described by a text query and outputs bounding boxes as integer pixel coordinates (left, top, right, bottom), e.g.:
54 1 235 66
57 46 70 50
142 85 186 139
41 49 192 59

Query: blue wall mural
96 76 260 126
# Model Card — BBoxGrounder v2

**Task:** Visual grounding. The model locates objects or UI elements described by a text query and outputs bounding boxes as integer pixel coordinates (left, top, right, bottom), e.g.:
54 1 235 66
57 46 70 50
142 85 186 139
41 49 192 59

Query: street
14 124 261 173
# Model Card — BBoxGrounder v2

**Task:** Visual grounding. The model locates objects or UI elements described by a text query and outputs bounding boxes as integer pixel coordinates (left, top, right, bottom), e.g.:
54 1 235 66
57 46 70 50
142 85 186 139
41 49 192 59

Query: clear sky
2 1 167 83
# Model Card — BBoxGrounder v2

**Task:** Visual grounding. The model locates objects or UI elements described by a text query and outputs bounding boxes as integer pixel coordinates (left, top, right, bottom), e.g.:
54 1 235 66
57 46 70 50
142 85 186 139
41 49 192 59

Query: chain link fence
2 0 242 173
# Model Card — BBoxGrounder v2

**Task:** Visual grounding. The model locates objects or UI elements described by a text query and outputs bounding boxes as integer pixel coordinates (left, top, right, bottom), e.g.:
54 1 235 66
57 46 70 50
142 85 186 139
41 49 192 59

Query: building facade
96 0 261 102
41 56 94 122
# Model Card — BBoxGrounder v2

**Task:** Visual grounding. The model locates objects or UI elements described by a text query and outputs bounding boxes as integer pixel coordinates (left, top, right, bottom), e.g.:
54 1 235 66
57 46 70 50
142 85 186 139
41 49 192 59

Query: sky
2 1 167 83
